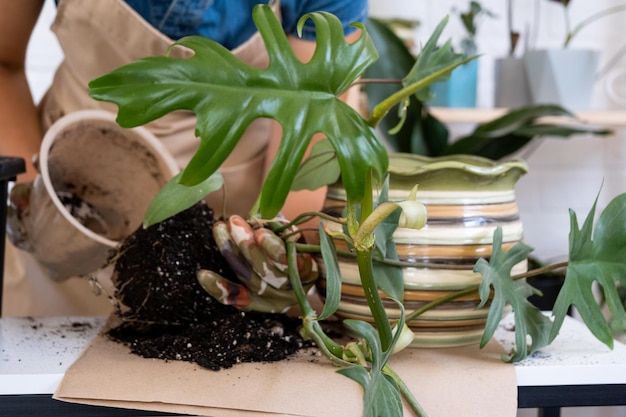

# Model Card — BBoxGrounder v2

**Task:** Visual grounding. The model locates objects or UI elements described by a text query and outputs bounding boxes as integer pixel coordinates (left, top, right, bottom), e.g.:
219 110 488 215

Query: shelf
429 107 626 127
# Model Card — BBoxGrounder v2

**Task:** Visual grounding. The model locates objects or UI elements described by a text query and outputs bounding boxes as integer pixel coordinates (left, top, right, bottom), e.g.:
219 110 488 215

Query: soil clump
106 202 306 371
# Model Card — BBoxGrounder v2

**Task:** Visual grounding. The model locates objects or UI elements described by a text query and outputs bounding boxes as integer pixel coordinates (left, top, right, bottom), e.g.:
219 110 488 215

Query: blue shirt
120 0 367 49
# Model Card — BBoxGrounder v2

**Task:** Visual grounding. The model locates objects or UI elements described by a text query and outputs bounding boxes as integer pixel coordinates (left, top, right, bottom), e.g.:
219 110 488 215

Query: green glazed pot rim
388 153 529 178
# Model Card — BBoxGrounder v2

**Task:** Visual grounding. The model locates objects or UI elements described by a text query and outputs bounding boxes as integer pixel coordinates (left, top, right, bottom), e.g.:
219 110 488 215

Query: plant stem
352 78 403 85
348 172 396 351
512 261 568 279
367 55 476 128
354 202 401 248
508 0 513 56
562 1 571 48
298 243 458 267
406 286 478 322
356 247 393 351
285 241 345 361
565 5 626 48
296 242 474 269
405 261 570 322
272 211 346 233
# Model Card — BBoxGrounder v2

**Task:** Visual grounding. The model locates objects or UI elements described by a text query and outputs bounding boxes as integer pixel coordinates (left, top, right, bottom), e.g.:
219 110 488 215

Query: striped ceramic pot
319 153 529 348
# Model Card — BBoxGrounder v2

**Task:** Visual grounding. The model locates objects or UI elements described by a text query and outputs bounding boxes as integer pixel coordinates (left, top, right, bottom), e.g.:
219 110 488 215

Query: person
0 0 367 316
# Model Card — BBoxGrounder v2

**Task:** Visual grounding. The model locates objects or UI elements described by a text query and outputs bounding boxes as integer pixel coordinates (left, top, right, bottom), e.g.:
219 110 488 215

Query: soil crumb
107 202 306 371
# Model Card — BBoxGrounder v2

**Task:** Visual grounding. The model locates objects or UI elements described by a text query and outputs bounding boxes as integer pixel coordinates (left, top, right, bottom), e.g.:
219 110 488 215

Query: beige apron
3 0 279 316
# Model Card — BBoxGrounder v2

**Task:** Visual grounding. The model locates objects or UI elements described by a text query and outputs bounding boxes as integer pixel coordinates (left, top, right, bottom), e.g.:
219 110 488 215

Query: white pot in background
494 57 531 108
523 49 601 110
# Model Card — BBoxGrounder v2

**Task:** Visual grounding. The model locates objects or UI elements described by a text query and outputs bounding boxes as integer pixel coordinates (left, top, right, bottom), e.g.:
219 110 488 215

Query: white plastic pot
8 110 179 281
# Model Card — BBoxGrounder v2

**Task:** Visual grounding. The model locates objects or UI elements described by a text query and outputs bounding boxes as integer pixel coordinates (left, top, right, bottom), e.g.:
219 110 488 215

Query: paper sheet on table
54 317 517 417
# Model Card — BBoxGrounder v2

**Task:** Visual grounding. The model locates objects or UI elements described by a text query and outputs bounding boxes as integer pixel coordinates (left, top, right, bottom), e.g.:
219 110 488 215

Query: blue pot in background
429 59 478 108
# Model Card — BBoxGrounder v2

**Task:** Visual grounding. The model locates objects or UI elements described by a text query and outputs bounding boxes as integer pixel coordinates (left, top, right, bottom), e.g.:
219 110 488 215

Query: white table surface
0 316 105 395
2 313 626 396
494 312 626 387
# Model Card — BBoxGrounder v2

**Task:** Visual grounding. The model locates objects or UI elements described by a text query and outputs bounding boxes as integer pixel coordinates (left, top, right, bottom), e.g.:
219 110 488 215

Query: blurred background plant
362 16 612 159
454 0 497 56
546 0 626 48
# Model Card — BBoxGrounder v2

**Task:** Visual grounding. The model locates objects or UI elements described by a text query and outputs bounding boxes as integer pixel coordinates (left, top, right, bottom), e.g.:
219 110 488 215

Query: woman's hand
197 215 319 313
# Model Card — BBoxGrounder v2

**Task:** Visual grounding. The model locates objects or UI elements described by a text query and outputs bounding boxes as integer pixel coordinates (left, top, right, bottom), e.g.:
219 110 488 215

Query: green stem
562 2 571 48
405 261 570 322
295 243 476 270
565 5 626 48
367 55 476 128
346 171 394 351
354 202 401 247
406 286 478 322
285 241 344 360
272 211 346 233
286 241 313 314
305 321 353 367
356 247 393 351
512 261 568 279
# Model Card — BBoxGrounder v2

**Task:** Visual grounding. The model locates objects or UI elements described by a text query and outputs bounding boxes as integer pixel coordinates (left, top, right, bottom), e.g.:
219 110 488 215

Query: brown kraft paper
54 317 517 417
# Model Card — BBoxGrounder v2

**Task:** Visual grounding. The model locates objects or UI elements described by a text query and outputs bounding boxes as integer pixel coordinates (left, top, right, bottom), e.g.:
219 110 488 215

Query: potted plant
429 0 496 108
493 0 532 108
524 0 626 109
86 5 626 416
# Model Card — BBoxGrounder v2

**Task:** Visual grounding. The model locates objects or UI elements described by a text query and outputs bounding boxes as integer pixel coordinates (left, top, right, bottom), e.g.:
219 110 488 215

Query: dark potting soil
106 202 307 371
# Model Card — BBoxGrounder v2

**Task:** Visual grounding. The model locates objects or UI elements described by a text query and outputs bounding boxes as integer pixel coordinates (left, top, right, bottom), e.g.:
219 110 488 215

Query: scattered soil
106 202 307 371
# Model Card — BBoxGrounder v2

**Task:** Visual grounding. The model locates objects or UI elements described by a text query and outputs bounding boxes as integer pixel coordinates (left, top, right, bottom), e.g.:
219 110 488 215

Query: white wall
26 0 62 104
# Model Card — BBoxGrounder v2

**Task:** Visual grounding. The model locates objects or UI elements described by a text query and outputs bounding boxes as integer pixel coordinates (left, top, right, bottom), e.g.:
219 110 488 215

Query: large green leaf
550 193 626 348
89 5 386 219
475 227 554 362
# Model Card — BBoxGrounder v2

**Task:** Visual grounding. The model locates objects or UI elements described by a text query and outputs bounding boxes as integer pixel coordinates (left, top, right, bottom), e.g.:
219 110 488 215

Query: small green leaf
338 319 404 417
337 366 403 417
143 172 223 227
404 17 467 102
318 223 342 321
475 227 553 362
291 139 340 191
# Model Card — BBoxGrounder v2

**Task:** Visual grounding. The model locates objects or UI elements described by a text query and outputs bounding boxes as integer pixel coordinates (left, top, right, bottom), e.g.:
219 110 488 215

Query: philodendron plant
88 5 626 417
